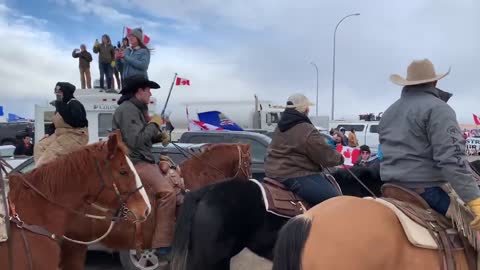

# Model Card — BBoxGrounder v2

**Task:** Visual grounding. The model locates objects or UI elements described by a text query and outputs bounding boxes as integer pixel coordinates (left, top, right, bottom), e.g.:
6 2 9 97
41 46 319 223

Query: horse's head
87 130 151 222
200 143 252 180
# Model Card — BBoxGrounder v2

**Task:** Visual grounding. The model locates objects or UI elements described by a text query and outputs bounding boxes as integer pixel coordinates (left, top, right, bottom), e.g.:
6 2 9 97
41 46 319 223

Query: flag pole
122 26 125 39
161 73 178 119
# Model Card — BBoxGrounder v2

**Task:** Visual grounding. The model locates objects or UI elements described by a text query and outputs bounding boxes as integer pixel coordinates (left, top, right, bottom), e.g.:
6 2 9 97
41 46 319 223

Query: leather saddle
380 184 475 270
260 174 342 218
158 156 185 206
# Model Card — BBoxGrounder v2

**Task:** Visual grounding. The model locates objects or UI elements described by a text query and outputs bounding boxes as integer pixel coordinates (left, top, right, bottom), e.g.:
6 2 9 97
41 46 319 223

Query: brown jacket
72 50 93 69
265 123 344 181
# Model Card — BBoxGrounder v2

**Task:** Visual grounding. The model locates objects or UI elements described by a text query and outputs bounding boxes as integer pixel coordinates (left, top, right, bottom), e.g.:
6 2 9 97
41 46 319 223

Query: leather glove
467 198 480 230
161 132 170 147
111 61 116 68
149 114 163 128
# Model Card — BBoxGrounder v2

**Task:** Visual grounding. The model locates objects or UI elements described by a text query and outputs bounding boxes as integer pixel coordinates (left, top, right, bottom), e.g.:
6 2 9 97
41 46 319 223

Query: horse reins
325 165 377 198
8 157 144 246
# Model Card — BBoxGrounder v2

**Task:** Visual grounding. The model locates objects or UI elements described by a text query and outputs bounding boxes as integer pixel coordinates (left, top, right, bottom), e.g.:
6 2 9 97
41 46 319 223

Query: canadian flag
125 27 150 44
176 77 190 86
336 145 361 167
473 114 480 126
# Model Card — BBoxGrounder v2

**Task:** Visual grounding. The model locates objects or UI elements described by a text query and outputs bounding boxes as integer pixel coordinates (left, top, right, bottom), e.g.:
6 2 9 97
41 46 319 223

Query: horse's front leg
59 241 88 270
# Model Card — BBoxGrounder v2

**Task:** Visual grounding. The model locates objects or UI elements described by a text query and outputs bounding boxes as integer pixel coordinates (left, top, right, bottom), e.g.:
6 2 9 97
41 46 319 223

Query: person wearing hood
93 34 115 89
112 75 174 258
34 82 88 166
116 28 150 80
379 59 480 230
264 94 344 206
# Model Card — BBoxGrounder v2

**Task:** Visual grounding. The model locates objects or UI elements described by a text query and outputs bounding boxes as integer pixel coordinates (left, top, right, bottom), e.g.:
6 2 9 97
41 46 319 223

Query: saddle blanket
249 178 303 219
367 197 438 249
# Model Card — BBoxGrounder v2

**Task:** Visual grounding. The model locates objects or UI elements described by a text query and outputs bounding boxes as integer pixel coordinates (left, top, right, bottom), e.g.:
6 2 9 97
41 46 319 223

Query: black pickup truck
0 122 34 146
178 130 272 180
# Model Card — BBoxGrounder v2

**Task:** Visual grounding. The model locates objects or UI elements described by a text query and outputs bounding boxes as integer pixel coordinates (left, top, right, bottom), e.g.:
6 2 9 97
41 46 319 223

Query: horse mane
8 141 128 202
181 143 240 165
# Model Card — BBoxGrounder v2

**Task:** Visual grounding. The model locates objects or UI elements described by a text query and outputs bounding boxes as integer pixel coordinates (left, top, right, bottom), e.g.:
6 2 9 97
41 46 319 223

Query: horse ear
107 130 122 159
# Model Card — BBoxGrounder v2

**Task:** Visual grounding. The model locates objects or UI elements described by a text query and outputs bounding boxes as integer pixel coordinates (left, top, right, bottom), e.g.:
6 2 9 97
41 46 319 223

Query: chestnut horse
0 131 151 270
272 196 469 270
59 143 251 270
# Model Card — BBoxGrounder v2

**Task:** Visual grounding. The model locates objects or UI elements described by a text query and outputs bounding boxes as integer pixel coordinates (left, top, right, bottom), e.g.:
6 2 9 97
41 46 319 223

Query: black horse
170 166 382 270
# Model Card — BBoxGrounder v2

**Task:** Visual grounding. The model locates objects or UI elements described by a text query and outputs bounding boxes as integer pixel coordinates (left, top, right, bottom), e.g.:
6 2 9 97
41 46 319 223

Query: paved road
85 248 272 270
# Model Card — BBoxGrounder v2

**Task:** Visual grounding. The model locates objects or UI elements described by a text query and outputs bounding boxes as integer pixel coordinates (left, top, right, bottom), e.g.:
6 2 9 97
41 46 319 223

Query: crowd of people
71 28 151 90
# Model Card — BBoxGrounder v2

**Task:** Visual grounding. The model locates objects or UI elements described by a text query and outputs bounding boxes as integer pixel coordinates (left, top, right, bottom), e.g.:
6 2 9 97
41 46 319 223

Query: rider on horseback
379 59 480 230
34 82 89 166
112 75 175 256
265 93 344 206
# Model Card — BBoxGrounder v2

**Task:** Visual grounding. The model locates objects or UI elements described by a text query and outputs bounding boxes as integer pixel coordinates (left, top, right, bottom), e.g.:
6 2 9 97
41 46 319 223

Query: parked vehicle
0 121 34 146
329 119 380 151
34 89 157 144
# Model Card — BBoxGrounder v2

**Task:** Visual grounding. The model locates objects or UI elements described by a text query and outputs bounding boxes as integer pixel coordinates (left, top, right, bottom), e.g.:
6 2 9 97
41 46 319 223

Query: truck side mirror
266 113 272 126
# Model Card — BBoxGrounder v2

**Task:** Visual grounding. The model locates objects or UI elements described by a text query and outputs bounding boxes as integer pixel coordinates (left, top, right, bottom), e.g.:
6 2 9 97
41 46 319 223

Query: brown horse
0 131 151 270
272 196 469 270
59 143 251 270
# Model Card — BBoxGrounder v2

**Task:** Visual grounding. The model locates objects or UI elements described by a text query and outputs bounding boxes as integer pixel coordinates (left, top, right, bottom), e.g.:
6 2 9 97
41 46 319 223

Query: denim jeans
283 174 340 206
419 187 450 215
99 63 113 89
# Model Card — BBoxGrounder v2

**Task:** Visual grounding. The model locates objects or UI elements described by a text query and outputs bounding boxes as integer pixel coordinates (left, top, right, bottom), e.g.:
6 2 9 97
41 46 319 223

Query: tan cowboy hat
390 59 450 86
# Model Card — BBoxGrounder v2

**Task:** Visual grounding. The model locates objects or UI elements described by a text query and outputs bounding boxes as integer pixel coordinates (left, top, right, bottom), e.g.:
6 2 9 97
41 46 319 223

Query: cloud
1 0 480 124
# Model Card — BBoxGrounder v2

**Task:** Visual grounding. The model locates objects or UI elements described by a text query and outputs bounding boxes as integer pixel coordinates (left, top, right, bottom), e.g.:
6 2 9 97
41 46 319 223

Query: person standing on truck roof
34 82 88 166
265 93 344 207
116 28 150 80
93 34 115 90
112 75 174 258
72 44 93 89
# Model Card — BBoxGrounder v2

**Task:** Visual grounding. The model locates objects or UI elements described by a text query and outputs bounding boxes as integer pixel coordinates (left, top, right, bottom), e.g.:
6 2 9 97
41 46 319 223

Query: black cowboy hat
120 75 160 94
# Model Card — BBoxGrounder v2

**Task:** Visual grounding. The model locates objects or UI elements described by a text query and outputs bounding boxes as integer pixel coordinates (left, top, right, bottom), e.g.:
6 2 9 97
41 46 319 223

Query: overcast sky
0 0 478 123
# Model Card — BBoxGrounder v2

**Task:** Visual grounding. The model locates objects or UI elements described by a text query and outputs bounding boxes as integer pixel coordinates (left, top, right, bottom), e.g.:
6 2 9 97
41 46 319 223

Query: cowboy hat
390 59 450 86
119 75 160 94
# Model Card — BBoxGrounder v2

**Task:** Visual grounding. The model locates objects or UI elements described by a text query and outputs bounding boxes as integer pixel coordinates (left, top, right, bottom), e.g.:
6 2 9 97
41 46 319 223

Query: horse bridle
8 156 145 246
171 142 252 179
232 144 252 179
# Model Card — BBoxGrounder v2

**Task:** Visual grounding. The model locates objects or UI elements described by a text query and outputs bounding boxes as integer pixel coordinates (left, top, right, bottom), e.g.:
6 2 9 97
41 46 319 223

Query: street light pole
310 62 319 117
331 12 360 121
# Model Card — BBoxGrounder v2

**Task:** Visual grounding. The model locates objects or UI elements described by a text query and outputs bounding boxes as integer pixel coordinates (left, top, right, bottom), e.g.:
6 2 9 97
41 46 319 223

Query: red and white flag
473 114 480 126
176 77 190 86
125 27 151 44
336 145 361 167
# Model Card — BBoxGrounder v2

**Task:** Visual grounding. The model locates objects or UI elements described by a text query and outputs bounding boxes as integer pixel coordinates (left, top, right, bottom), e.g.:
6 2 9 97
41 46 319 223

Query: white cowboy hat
390 59 450 86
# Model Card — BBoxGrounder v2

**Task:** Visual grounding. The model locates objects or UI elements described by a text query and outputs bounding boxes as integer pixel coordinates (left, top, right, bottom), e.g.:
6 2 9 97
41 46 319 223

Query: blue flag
8 113 26 122
197 111 244 131
0 106 3 116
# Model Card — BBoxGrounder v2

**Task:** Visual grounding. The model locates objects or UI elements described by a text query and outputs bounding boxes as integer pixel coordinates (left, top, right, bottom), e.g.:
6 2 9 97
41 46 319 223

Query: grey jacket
379 85 480 202
112 98 159 164
121 47 150 79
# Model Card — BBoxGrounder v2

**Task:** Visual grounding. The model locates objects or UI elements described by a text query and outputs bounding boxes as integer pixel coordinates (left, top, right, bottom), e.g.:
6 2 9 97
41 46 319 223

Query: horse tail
170 187 210 270
272 215 312 270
